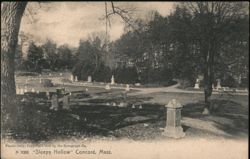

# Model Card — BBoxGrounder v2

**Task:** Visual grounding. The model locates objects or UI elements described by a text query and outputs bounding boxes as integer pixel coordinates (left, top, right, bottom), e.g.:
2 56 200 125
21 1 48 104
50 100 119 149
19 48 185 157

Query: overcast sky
20 2 175 47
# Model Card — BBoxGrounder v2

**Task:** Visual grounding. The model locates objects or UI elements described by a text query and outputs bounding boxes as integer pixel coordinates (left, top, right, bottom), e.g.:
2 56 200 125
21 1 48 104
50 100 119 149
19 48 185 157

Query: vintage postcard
1 1 249 159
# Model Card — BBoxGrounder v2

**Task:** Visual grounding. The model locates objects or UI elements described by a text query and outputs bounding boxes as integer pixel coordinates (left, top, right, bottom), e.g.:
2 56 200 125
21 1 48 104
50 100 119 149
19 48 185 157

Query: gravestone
75 76 78 82
162 99 185 138
62 95 70 110
194 78 200 89
87 76 92 83
85 88 88 92
111 75 115 85
31 88 35 92
60 73 63 76
105 84 111 90
216 79 222 89
125 84 130 91
46 91 50 100
132 104 135 109
70 75 74 82
139 105 142 109
39 78 42 84
49 73 52 76
50 94 59 111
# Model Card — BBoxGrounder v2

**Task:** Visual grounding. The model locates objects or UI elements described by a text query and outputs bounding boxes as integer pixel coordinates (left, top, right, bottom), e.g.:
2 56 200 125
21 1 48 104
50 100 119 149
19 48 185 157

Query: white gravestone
194 79 200 89
70 75 74 82
87 76 92 83
162 99 185 138
31 88 35 92
75 76 78 82
125 84 130 91
111 75 115 85
105 84 111 90
216 79 222 89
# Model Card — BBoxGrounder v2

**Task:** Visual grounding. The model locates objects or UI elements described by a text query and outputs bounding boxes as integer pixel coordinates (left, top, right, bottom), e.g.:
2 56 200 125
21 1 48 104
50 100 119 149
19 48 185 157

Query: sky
20 2 175 47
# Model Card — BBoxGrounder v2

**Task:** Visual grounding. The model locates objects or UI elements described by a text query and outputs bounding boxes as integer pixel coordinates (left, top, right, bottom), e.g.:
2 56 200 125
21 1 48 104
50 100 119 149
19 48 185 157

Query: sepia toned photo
1 1 249 159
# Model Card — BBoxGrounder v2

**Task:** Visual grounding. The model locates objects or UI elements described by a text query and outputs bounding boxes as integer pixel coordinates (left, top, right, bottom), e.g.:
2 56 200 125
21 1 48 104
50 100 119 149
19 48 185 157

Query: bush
115 67 138 84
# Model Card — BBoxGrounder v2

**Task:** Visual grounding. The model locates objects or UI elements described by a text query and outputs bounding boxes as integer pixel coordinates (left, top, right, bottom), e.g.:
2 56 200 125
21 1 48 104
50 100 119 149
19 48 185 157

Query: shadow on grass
182 99 248 138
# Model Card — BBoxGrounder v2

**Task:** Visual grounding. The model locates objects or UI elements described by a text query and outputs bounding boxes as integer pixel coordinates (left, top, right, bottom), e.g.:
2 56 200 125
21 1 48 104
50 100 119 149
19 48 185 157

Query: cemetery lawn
8 84 248 142
10 74 249 142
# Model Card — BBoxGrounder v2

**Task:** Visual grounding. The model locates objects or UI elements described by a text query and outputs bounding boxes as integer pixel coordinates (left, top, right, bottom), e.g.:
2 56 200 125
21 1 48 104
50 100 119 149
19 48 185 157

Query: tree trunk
1 2 27 132
202 41 215 115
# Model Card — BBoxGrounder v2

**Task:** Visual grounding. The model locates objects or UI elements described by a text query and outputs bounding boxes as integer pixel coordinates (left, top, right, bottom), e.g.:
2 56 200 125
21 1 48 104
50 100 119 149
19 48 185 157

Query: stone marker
31 88 35 92
75 76 78 82
36 90 40 94
46 91 50 99
87 76 92 83
132 104 135 109
49 73 52 76
162 99 185 138
39 78 42 84
50 94 59 111
85 88 88 92
216 79 222 89
139 105 142 109
39 74 42 77
70 75 74 82
60 73 63 76
125 84 130 91
111 75 115 85
62 95 70 110
194 78 200 89
105 84 111 90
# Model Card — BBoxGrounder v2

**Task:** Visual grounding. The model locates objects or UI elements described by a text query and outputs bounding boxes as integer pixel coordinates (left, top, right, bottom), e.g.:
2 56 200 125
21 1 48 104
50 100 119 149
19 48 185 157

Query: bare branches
106 2 141 35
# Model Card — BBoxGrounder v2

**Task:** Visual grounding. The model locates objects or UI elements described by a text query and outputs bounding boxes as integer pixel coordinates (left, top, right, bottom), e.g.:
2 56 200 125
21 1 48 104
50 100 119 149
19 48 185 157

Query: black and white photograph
1 1 249 159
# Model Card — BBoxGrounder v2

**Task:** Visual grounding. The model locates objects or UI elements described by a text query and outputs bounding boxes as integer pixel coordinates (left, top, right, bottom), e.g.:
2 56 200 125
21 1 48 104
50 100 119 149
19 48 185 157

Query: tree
179 2 248 114
42 39 58 71
57 45 73 70
1 2 27 131
26 42 44 72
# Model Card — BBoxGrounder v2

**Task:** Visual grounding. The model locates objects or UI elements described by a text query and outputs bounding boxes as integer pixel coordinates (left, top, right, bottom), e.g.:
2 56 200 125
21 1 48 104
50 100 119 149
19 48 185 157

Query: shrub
115 67 138 84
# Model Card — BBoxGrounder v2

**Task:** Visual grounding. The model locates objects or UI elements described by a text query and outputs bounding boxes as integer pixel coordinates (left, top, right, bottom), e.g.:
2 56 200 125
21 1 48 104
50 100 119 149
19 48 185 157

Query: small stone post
62 94 70 110
51 94 59 111
194 78 200 89
87 76 92 83
216 79 222 89
162 99 185 138
125 84 130 91
111 75 115 85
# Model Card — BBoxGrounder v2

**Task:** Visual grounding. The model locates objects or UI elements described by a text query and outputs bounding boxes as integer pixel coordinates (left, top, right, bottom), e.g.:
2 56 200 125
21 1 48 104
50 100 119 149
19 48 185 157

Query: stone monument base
162 126 185 138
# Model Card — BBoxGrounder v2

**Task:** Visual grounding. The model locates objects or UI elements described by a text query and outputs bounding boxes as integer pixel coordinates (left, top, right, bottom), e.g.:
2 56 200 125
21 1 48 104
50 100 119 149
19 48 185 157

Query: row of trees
15 40 75 72
110 3 249 88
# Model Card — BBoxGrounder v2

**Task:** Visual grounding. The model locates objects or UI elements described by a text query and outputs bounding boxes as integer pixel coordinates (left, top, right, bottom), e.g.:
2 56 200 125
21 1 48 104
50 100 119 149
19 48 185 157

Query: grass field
5 74 248 142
